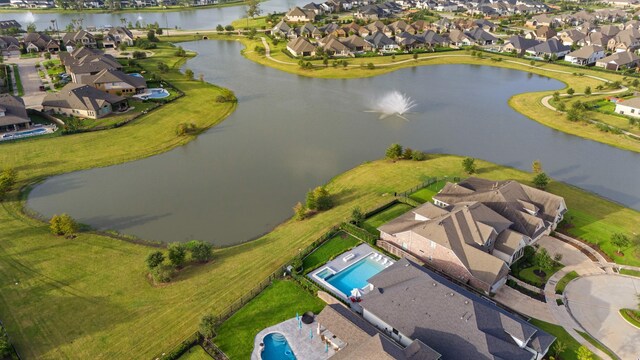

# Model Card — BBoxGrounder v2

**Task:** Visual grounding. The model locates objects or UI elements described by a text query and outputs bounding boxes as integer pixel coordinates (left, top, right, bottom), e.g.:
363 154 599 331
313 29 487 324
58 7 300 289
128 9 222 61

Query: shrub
533 172 550 190
462 157 476 174
215 90 237 103
132 50 146 59
216 24 224 32
188 241 213 263
351 207 365 226
367 62 375 69
185 68 194 80
225 25 234 32
49 213 78 236
168 242 187 268
0 167 17 200
199 314 217 339
293 202 306 221
175 46 186 57
411 151 426 161
566 88 575 96
402 147 413 160
314 186 332 211
44 52 51 59
254 45 266 55
385 143 403 160
176 122 197 136
152 264 175 283
146 251 165 269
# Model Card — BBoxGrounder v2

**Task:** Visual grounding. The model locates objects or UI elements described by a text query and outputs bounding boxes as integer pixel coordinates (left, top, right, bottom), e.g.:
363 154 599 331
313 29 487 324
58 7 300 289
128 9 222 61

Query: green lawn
620 309 640 328
302 232 360 273
177 345 211 360
517 264 563 288
19 52 39 59
620 268 640 277
555 271 580 294
11 64 23 96
528 318 599 360
577 330 618 360
408 182 446 203
213 280 326 360
361 203 414 236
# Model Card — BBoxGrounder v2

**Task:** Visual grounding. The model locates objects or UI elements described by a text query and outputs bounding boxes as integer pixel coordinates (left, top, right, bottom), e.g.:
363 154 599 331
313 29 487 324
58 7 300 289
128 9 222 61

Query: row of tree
293 186 333 220
385 143 427 161
146 240 214 283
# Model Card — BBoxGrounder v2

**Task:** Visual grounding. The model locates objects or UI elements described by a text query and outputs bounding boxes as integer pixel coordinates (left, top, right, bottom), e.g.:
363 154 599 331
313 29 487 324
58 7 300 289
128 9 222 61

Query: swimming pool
128 73 144 78
324 256 386 297
261 332 296 360
1 128 47 140
136 88 170 100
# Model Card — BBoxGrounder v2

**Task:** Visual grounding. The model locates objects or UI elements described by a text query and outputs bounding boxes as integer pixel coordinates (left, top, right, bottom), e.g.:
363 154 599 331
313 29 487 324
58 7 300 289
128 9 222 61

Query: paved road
11 57 46 108
566 275 640 360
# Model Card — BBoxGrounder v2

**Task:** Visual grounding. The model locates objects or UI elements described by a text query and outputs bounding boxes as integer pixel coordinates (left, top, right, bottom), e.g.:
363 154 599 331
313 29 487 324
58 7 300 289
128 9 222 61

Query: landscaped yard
55 99 159 131
361 203 414 236
577 330 618 360
620 308 640 328
176 345 211 360
516 263 563 288
213 280 326 360
408 181 446 204
555 271 580 294
528 318 599 360
302 231 360 273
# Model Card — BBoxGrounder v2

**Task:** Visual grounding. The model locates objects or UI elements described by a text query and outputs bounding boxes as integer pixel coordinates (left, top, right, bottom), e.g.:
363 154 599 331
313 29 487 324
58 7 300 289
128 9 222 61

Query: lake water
27 40 640 246
0 0 305 31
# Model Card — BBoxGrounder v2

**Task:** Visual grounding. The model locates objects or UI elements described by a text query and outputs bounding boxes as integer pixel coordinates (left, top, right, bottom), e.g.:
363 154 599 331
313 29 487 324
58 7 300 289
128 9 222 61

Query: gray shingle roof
82 69 147 89
362 258 555 360
0 94 29 127
42 83 125 112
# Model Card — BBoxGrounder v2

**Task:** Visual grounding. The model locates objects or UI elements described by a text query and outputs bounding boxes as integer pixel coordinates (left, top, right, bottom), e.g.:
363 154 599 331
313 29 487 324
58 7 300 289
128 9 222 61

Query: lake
0 0 306 31
27 40 640 246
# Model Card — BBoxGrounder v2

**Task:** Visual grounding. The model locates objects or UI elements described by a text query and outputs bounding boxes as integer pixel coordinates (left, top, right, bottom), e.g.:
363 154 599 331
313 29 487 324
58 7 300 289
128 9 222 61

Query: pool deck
307 243 393 300
251 317 336 360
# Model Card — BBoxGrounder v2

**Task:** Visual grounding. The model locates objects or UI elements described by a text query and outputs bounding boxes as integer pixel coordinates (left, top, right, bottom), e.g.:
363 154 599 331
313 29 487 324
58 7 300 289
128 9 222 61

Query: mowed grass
361 203 414 236
620 268 640 277
302 232 361 272
555 271 580 294
528 318 598 360
577 330 619 360
409 182 446 203
1 153 638 358
177 345 212 360
213 280 326 360
517 264 563 288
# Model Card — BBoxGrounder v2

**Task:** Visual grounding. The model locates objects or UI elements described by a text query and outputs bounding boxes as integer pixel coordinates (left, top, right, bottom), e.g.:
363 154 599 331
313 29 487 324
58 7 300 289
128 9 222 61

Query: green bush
152 264 175 283
49 213 79 236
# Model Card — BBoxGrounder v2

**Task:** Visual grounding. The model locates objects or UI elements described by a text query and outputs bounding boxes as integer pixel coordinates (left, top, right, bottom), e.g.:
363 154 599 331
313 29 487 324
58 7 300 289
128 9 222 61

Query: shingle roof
82 69 147 89
598 51 640 65
0 94 29 127
362 258 555 360
504 35 541 50
42 83 125 112
566 44 603 59
286 37 316 54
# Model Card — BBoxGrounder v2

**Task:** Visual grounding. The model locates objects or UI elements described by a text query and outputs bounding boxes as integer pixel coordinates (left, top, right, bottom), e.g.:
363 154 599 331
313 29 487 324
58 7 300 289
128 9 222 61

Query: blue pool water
1 128 47 140
146 88 170 99
325 257 386 297
262 333 296 360
129 73 144 78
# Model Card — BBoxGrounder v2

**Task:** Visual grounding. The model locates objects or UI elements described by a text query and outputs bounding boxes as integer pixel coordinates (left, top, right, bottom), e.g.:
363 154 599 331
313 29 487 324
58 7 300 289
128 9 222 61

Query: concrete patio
251 317 336 360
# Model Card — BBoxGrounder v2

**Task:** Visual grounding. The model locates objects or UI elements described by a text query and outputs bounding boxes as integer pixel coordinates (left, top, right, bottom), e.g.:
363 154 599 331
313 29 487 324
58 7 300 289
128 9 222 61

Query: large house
82 69 147 96
22 32 60 53
62 30 97 51
0 36 20 57
0 94 31 133
564 44 605 65
614 96 640 118
42 83 128 119
378 201 526 293
501 35 541 55
61 51 123 83
596 51 640 70
284 7 316 22
359 258 556 360
432 178 567 243
103 27 135 48
286 37 316 57
525 38 571 59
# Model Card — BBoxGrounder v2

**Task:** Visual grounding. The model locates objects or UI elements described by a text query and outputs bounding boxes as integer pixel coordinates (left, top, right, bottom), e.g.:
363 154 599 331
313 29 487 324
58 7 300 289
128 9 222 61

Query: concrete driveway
565 275 640 360
10 57 46 108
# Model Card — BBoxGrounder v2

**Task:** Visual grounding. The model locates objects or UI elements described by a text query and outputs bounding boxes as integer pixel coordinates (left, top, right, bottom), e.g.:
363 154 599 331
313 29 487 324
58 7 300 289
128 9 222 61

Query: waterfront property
251 317 334 360
309 244 394 300
614 96 640 118
0 94 31 133
359 258 556 360
42 83 128 119
82 69 148 96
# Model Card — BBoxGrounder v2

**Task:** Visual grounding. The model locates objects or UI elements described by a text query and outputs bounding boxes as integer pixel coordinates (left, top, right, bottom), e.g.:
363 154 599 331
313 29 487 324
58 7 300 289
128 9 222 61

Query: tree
385 143 403 160
146 251 165 269
413 53 418 60
0 168 17 200
552 91 560 102
246 0 262 26
0 329 10 359
44 51 51 59
567 88 575 96
185 68 194 80
553 340 567 358
533 172 550 190
576 346 593 360
462 157 477 174
158 62 169 73
147 30 157 42
167 242 187 267
557 101 566 112
351 207 365 226
535 248 554 271
402 147 413 160
199 314 217 339
216 24 224 32
313 186 332 211
49 213 78 236
611 232 630 254
584 86 591 96
532 160 542 174
189 241 213 263
305 190 317 210
26 23 36 33
566 108 581 122
293 202 306 220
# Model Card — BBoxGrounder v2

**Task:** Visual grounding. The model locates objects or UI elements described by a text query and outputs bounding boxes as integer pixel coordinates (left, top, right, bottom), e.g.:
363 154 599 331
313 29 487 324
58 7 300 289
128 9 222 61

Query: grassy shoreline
0 1 248 14
163 34 640 153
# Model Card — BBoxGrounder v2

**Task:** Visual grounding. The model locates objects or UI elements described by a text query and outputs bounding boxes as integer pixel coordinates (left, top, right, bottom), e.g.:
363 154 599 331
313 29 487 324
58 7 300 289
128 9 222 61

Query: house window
392 328 399 335
430 240 436 249
402 242 407 250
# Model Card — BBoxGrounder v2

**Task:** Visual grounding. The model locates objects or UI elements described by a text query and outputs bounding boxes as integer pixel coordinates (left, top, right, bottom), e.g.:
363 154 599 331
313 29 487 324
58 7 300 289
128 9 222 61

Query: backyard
176 345 211 360
361 203 414 236
302 231 360 273
408 181 446 203
212 280 326 360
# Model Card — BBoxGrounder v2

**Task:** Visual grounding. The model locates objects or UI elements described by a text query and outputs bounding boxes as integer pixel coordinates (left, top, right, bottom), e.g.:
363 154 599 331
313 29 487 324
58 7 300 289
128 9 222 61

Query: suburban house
81 69 147 96
359 258 556 360
62 30 97 51
320 36 352 56
103 27 135 48
340 34 372 52
21 32 60 53
0 94 31 133
432 178 567 244
364 32 398 52
315 304 442 359
464 27 497 45
564 44 605 65
284 7 316 22
533 25 557 41
286 37 316 56
525 38 571 59
0 20 21 31
596 51 640 70
558 29 586 46
378 201 526 293
447 29 473 47
62 52 123 83
272 20 296 39
614 96 640 118
0 36 20 56
501 35 541 55
42 83 128 119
